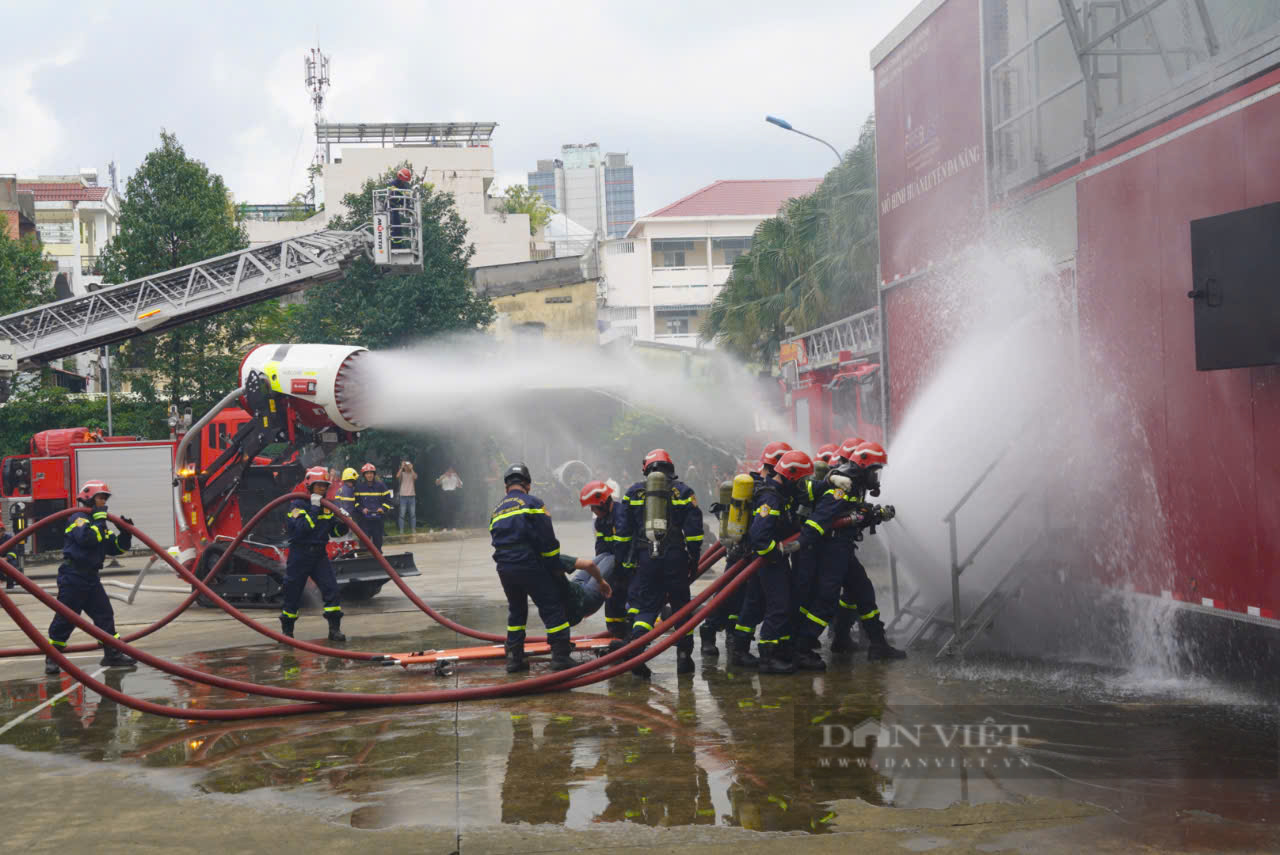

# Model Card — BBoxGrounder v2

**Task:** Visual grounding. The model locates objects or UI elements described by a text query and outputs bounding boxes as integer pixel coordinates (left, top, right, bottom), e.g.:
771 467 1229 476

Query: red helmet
360 463 377 473
77 480 111 504
774 450 814 482
815 443 840 464
396 167 412 183
837 437 866 461
302 466 331 490
849 441 887 468
579 480 612 508
642 448 675 475
760 440 793 468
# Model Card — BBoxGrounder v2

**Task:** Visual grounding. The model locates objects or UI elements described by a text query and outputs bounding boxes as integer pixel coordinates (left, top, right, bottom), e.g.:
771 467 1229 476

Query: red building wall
1076 95 1280 615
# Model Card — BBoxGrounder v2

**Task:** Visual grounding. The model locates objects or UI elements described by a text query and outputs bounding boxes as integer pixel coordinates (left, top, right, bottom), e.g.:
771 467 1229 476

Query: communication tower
303 46 331 203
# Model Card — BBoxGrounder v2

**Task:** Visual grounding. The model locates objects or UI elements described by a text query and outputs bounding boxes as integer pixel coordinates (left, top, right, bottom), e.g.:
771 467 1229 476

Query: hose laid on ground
0 533 760 719
0 497 728 660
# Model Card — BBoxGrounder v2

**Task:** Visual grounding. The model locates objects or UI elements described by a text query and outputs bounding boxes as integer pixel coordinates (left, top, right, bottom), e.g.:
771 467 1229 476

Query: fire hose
0 497 725 661
0 523 762 720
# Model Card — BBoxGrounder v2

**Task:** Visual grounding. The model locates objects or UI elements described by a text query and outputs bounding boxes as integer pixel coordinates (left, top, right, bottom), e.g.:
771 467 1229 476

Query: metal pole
789 128 843 163
103 345 113 435
949 516 961 654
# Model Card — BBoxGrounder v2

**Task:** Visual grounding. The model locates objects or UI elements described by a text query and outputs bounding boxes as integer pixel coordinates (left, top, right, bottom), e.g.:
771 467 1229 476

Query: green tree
0 228 54 316
499 184 554 235
288 164 494 349
98 131 281 411
703 115 878 363
0 385 168 456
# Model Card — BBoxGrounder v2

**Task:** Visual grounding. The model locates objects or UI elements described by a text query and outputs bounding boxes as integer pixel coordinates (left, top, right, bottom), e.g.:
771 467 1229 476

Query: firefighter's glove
708 502 726 518
829 473 853 491
310 494 323 507
117 516 134 529
779 540 801 555
876 504 896 523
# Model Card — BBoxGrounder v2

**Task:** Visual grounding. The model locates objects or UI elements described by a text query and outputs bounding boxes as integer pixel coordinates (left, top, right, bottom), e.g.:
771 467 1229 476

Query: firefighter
334 467 358 517
280 467 348 642
580 480 631 641
759 440 792 477
825 437 866 650
729 450 812 674
389 166 413 248
836 441 906 661
491 463 574 673
355 463 394 552
617 449 703 679
44 480 137 676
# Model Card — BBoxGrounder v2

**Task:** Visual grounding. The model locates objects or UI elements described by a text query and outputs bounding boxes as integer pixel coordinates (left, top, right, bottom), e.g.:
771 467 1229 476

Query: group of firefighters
28 437 901 681
490 437 903 678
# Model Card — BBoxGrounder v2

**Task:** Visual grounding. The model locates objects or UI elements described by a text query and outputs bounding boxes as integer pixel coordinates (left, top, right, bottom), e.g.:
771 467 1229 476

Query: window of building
713 237 753 266
652 239 697 268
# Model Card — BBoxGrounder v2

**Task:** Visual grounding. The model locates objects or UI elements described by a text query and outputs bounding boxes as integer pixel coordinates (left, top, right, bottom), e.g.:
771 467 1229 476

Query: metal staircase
0 188 423 369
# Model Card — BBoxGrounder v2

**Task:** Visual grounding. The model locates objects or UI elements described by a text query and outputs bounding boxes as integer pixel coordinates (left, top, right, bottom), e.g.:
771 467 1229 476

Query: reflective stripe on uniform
685 534 703 542
733 624 754 635
65 518 89 533
281 610 299 619
804 519 825 536
488 506 547 530
540 547 560 558
758 638 780 645
799 606 827 628
671 496 694 506
604 617 627 623
507 624 526 632
838 599 857 611
48 638 67 647
546 621 570 634
860 609 880 621
323 606 342 613
632 620 652 631
757 540 776 556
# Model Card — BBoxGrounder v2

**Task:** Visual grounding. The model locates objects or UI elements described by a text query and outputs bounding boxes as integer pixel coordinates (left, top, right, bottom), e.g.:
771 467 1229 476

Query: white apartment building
599 179 819 348
245 123 532 269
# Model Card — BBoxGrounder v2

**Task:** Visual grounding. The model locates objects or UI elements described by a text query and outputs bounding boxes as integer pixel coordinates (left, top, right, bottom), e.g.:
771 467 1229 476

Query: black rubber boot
549 633 574 672
756 646 796 674
325 612 347 642
625 629 652 679
100 647 137 668
699 625 720 658
793 644 827 671
727 632 759 669
676 651 696 675
279 615 296 639
44 656 60 676
505 638 528 673
830 611 858 652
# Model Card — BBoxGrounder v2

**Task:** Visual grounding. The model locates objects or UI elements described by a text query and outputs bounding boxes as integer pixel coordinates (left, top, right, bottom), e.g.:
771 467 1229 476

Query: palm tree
703 114 878 364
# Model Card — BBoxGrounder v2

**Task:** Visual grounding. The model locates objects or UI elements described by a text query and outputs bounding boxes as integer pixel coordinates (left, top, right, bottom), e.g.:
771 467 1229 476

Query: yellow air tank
643 470 671 556
724 474 756 544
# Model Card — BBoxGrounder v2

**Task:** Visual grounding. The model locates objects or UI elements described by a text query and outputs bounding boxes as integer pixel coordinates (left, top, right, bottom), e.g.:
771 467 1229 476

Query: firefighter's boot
549 632 574 672
626 628 652 679
699 624 720 658
44 656 60 676
325 611 347 642
793 637 827 671
505 638 528 673
864 619 906 661
279 615 296 639
100 647 137 668
757 643 796 675
676 635 696 675
830 610 858 652
727 632 759 670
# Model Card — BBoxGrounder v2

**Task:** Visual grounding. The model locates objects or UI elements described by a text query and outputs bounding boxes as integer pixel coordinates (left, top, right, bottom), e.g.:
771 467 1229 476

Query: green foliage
98 131 282 412
0 228 54 317
703 114 878 364
499 184 554 235
287 164 495 350
0 385 167 456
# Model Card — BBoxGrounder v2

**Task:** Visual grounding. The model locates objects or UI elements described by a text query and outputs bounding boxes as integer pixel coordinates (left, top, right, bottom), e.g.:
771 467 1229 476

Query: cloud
0 40 85 175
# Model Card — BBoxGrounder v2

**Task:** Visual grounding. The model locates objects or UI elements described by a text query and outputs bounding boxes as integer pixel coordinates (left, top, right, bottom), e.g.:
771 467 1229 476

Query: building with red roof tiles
600 178 819 348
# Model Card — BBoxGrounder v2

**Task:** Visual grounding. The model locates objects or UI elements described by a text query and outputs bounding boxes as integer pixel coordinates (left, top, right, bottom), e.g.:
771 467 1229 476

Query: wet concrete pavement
0 521 1276 853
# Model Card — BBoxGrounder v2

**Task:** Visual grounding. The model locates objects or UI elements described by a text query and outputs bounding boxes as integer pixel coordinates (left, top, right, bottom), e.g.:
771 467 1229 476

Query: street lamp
765 115 843 163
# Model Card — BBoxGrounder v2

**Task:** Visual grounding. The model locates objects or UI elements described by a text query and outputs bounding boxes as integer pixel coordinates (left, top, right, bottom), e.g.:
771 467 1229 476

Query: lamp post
765 115 843 163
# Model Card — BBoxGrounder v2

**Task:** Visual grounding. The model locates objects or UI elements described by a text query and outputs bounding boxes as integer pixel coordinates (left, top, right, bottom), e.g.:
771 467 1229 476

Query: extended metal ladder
784 306 881 371
0 188 423 369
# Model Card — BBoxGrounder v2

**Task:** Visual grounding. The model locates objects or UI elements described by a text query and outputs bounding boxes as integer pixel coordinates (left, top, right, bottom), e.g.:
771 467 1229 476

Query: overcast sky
1 0 918 217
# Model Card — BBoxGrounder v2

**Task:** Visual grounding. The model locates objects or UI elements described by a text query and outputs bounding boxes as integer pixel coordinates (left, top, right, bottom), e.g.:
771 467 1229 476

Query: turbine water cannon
239 343 372 433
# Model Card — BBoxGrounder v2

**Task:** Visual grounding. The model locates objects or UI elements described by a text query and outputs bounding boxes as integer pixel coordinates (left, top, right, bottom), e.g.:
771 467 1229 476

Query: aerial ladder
0 187 424 373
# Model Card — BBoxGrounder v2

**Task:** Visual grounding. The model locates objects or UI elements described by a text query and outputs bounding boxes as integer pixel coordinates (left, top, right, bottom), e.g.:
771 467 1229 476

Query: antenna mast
303 46 331 205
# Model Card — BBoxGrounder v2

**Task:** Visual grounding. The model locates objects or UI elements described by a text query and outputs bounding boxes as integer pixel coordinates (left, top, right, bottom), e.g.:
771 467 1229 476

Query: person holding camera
396 461 418 533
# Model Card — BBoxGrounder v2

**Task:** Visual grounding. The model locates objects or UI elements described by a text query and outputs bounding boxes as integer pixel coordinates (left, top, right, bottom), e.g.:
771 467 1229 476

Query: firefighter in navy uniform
334 467 359 517
838 441 906 661
44 480 137 676
579 480 631 641
730 450 813 674
490 463 575 673
826 437 866 652
700 442 790 660
355 463 394 552
617 449 703 679
280 467 349 642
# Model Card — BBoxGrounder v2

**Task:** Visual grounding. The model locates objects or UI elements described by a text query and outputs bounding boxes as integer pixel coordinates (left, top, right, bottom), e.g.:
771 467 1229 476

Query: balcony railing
80 255 104 276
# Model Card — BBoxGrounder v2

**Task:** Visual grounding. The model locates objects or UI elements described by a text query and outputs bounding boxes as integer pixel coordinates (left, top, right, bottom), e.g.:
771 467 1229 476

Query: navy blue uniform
591 499 633 637
334 481 357 517
355 477 394 551
794 484 864 642
47 509 132 648
787 476 826 631
490 488 570 647
733 477 795 650
617 479 703 652
281 498 346 621
836 491 886 639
